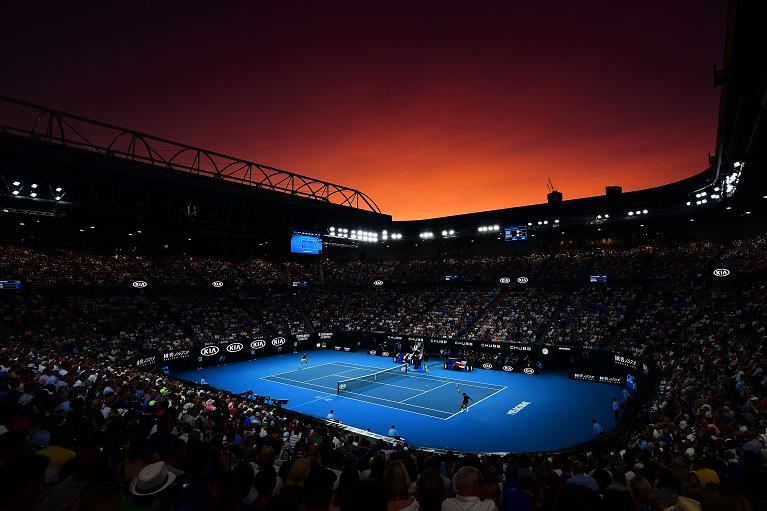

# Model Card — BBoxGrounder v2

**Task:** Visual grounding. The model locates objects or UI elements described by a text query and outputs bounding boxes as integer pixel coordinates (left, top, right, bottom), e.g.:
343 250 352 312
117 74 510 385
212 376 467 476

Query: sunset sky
0 2 726 219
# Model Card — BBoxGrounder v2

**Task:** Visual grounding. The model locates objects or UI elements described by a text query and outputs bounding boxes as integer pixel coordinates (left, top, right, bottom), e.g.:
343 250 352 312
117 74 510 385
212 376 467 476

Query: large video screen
504 225 528 241
290 232 323 255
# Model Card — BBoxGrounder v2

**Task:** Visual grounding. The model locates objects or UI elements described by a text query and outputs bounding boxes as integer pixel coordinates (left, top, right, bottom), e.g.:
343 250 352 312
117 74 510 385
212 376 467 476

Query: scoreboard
0 280 21 290
504 225 528 241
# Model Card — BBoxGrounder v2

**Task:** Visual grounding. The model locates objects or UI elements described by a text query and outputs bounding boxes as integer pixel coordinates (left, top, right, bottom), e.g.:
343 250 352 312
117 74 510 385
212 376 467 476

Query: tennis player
402 359 409 374
460 392 473 412
299 352 308 368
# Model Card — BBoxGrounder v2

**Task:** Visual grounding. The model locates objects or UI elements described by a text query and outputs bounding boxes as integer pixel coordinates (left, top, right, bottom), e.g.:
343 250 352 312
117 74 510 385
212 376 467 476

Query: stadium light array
419 231 434 239
29 192 37 198
477 225 499 233
12 190 19 195
31 183 38 189
55 187 62 192
12 181 20 186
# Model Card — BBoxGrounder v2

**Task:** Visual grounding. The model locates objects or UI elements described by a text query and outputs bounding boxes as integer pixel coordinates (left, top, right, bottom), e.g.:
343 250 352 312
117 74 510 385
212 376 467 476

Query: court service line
300 367 373 383
261 375 451 420
332 361 505 390
398 382 451 404
260 361 340 380
443 386 508 420
273 372 431 393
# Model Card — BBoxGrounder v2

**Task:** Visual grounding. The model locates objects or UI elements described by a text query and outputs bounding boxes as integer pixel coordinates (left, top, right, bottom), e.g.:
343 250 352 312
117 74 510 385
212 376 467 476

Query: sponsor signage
163 350 190 362
507 401 531 415
482 362 493 370
212 280 224 288
136 356 157 367
713 268 730 277
541 348 549 355
200 345 219 357
499 277 511 284
381 351 390 357
614 354 637 369
226 343 243 353
374 280 384 286
369 350 377 355
502 365 513 372
271 337 286 347
523 367 535 374
517 277 529 284
571 372 623 385
251 340 266 349
454 340 473 347
318 332 334 339
132 280 148 288
481 343 502 349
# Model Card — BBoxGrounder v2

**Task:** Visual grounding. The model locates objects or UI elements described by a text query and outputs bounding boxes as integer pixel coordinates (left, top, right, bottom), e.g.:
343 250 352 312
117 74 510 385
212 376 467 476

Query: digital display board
504 225 528 241
290 232 322 255
590 275 608 283
0 280 21 290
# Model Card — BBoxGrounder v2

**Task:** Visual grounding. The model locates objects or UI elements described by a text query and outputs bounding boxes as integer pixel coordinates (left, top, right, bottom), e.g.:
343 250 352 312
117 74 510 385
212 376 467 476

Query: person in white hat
128 461 177 506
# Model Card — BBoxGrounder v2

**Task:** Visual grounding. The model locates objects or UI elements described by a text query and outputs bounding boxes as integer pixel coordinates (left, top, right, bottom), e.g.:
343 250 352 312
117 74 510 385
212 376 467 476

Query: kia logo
271 337 286 347
200 346 219 357
499 277 511 284
517 277 529 284
381 351 390 357
502 365 513 372
250 340 266 349
212 280 224 288
713 268 730 277
482 363 493 369
132 280 148 288
226 343 243 353
369 350 377 355
523 367 535 374
374 280 384 286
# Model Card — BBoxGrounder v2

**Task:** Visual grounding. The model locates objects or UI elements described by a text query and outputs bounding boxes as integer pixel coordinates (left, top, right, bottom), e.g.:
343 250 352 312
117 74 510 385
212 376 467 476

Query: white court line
268 372 430 393
260 361 340 380
398 382 451 403
261 374 451 420
332 361 505 390
443 386 508 420
301 367 371 383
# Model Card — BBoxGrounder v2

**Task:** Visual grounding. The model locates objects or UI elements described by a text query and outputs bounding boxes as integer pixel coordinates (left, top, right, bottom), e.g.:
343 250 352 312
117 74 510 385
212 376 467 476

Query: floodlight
493 225 499 230
329 227 335 231
628 212 634 216
12 181 20 186
55 187 62 192
543 220 548 224
55 196 61 200
554 219 559 223
642 209 648 214
11 190 19 195
30 192 37 198
31 183 38 189
449 229 454 235
604 214 609 218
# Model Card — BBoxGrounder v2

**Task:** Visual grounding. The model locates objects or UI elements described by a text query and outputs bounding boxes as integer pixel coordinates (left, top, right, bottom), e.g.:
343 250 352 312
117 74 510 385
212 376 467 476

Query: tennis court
261 361 506 420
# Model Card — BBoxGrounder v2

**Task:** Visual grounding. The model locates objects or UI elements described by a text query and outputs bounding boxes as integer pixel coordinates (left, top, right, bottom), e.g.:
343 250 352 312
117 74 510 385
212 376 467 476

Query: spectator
442 466 496 511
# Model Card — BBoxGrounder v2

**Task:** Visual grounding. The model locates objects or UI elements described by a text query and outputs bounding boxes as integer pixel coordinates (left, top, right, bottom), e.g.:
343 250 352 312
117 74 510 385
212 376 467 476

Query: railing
0 96 381 213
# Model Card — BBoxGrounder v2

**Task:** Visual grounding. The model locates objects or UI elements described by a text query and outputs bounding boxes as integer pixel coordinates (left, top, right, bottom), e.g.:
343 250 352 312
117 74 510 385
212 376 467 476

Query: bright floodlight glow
714 187 720 192
635 210 641 215
31 183 38 189
554 219 559 223
449 229 454 235
537 221 542 225
597 215 602 219
628 211 634 216
604 214 609 218
493 225 499 230
746 211 751 214
55 196 61 201
686 202 691 206
12 181 20 186
30 192 37 198
11 190 19 195
642 209 648 214
726 206 732 209
329 226 335 231
441 230 448 236
55 187 62 192
543 220 549 225
734 162 742 167
527 222 532 226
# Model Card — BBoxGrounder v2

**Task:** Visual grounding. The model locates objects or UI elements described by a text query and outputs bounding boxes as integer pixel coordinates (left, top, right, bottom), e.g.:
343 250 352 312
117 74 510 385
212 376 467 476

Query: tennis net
337 365 406 395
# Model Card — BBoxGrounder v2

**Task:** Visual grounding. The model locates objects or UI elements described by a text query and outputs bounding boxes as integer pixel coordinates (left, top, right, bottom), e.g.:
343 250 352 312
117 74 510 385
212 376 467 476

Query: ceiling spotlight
686 202 691 206
11 190 19 195
527 222 532 226
29 192 37 198
745 211 751 215
597 215 602 219
493 225 499 230
726 206 732 210
642 209 648 214
31 183 38 189
55 196 61 200
554 219 559 223
449 229 455 235
543 220 549 225
12 181 20 186
604 214 609 218
628 212 634 216
90 226 95 229
55 187 62 192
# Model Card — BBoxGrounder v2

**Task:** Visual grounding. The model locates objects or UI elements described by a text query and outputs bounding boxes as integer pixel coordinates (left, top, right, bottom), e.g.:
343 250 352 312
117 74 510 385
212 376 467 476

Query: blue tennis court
175 351 619 452
262 361 506 420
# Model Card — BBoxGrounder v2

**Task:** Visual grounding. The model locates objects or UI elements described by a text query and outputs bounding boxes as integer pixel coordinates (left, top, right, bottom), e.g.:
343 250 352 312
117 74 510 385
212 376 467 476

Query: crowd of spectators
0 238 765 509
